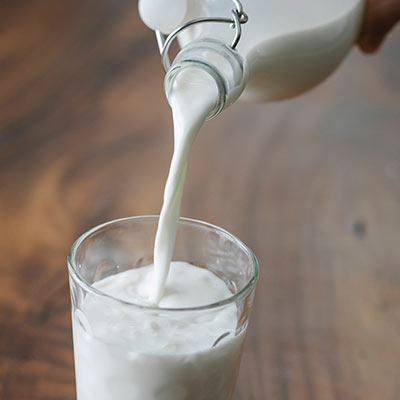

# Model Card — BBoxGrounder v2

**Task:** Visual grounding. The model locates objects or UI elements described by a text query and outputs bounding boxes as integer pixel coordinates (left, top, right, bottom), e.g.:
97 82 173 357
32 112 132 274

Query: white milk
235 0 363 101
73 262 245 400
140 0 364 102
152 67 219 303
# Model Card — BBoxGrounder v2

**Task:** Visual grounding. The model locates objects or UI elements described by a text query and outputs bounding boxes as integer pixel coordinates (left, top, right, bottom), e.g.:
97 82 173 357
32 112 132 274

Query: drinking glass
68 216 258 400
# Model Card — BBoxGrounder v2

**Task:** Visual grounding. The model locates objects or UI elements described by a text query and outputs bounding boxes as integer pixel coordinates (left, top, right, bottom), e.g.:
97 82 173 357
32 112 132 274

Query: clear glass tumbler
68 216 258 400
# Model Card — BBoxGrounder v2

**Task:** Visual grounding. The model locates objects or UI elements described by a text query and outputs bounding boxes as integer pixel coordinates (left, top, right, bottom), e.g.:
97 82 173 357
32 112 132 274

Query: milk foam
81 262 237 354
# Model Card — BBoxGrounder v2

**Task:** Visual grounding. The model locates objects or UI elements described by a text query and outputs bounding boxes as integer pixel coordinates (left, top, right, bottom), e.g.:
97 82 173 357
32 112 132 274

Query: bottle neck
164 40 247 120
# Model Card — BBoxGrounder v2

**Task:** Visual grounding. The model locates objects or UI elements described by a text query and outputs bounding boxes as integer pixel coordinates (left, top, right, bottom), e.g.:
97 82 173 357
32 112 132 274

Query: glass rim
68 215 259 312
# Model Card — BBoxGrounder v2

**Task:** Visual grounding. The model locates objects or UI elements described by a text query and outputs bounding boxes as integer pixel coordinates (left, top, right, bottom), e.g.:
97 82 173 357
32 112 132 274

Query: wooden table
1 1 399 399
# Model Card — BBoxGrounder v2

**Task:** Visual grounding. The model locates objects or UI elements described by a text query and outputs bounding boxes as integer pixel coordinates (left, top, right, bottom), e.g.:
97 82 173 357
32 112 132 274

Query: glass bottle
139 0 364 109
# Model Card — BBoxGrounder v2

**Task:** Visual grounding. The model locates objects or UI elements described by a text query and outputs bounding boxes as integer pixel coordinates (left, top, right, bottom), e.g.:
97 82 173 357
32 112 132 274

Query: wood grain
0 1 400 399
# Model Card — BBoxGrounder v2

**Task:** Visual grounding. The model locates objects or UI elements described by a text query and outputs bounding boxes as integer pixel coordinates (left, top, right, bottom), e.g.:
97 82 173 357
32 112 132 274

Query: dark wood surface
1 1 400 399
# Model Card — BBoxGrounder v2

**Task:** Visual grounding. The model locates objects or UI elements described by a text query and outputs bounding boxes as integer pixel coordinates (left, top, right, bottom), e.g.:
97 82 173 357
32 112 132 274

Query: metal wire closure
156 0 248 72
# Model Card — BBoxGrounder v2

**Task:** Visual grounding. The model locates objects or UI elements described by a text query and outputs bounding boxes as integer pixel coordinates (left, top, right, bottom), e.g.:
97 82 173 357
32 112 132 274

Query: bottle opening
164 40 247 120
165 60 227 120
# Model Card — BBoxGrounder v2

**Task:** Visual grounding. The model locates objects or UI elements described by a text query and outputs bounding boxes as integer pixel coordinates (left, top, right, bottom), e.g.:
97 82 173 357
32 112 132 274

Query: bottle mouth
164 39 247 121
164 61 227 120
